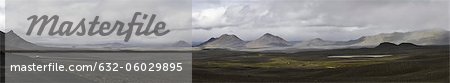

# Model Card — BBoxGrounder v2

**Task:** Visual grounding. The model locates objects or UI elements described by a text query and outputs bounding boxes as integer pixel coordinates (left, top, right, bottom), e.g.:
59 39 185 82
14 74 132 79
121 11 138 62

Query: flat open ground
193 45 449 82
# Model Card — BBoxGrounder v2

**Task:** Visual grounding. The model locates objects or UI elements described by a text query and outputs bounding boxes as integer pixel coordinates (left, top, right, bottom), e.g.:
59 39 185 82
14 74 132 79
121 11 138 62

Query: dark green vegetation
192 45 449 82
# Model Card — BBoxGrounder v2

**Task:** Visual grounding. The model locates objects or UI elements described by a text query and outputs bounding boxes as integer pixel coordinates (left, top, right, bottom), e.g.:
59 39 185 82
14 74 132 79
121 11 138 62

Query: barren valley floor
192 45 449 82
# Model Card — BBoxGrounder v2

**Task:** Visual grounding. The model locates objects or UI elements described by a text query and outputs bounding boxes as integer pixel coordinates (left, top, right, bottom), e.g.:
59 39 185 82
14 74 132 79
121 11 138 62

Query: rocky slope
245 33 291 48
172 40 191 47
201 34 246 49
195 38 217 47
4 31 43 50
352 29 449 46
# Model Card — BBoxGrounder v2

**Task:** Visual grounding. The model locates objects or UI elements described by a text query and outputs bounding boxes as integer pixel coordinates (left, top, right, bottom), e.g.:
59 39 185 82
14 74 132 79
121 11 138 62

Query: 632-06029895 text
9 62 183 72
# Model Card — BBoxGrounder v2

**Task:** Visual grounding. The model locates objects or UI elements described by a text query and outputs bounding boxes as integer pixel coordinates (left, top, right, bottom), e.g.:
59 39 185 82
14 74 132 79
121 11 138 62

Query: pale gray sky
4 0 191 44
192 0 449 42
0 0 448 44
0 0 4 32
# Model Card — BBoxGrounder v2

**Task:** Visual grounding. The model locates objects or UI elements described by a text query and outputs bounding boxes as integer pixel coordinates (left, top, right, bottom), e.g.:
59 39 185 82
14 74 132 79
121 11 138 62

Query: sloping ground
192 45 449 82
245 33 291 48
2 31 77 51
201 34 246 49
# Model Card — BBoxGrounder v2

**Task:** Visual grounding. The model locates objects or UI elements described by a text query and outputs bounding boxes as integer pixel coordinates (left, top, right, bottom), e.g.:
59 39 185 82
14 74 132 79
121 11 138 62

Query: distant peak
176 40 188 43
219 34 238 38
263 33 274 36
398 43 418 46
173 40 191 47
375 42 397 48
6 30 19 36
7 30 15 34
379 42 397 46
215 34 243 42
206 37 217 41
380 42 395 44
219 34 231 37
311 38 324 41
313 38 322 40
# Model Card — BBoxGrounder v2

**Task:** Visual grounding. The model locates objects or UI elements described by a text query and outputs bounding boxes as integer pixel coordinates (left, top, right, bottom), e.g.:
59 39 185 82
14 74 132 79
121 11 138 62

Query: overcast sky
192 0 449 42
0 0 448 44
0 0 4 32
3 0 192 44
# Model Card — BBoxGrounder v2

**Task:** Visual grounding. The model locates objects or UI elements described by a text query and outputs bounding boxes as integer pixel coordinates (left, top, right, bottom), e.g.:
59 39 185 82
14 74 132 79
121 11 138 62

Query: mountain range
1 29 449 51
2 31 67 50
352 29 449 46
197 29 449 50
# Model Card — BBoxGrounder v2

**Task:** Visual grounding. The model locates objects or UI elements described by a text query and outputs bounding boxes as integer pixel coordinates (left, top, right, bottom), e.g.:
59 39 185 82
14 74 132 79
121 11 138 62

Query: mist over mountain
4 31 43 50
85 42 128 48
2 28 448 51
293 29 449 48
296 38 342 47
196 29 449 50
172 40 191 47
375 42 420 49
375 42 398 48
245 33 291 48
352 29 449 46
